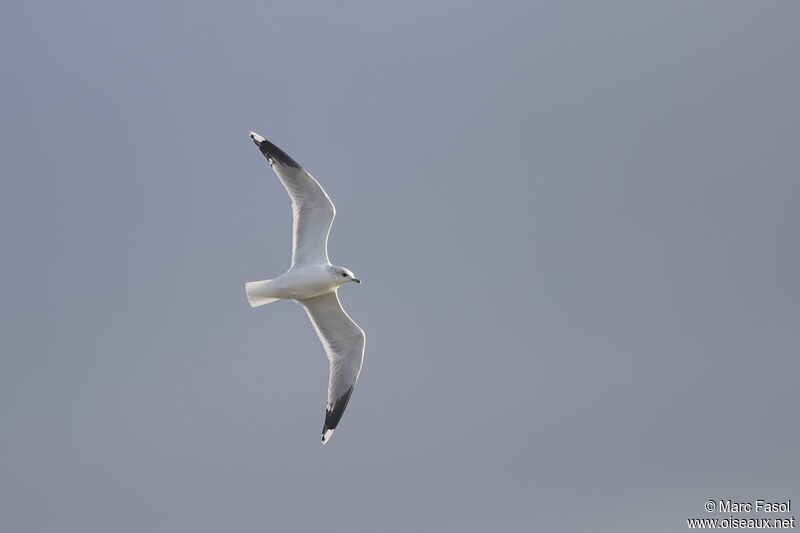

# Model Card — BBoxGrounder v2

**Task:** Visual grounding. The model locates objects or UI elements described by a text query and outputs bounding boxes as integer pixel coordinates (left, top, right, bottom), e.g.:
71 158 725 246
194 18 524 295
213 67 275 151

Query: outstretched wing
250 132 335 267
298 291 365 444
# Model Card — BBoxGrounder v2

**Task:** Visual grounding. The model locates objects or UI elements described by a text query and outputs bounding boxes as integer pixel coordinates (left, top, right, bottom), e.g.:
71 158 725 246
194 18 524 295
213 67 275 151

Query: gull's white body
247 265 341 302
244 131 365 445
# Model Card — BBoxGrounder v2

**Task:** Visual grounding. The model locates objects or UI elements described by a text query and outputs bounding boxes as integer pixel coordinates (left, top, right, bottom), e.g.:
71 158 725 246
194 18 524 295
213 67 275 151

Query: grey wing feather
250 132 335 267
298 291 365 444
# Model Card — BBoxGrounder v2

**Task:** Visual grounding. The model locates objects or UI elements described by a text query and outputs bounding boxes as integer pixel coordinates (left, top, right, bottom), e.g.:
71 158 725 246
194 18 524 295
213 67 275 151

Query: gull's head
331 266 361 285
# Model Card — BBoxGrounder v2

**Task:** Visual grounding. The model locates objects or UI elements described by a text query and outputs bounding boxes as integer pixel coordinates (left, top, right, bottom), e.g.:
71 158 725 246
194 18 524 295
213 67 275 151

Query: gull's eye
341 272 347 277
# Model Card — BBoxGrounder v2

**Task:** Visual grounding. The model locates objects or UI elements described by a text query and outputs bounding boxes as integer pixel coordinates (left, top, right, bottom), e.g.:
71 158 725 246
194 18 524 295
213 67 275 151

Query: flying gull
245 132 365 445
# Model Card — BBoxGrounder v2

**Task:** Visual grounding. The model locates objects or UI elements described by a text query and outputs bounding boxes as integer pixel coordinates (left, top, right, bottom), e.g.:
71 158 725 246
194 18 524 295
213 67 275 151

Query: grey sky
1 2 798 532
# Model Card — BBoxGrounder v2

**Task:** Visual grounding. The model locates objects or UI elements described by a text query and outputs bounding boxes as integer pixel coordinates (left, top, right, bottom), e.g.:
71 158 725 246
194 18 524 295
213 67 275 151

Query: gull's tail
245 279 279 308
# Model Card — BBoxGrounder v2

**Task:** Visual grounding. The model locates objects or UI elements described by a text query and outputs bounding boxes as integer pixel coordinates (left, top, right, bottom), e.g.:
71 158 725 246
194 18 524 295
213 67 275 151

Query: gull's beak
353 278 361 284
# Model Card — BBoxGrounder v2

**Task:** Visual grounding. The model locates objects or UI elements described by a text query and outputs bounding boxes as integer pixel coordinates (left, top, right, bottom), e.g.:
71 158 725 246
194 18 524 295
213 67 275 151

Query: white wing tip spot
321 428 335 445
249 131 265 144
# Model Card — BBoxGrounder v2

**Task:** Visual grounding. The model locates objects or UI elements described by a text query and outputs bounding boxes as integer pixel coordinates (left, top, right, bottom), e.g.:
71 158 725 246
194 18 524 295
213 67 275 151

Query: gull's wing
249 132 335 267
298 291 365 444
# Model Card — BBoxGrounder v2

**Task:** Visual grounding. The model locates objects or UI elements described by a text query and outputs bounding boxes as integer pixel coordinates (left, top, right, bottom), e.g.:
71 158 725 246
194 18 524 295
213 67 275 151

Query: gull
245 131 365 445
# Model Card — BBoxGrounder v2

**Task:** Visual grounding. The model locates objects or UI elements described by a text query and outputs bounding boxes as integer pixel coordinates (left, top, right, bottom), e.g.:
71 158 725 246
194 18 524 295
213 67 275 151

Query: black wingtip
321 387 354 445
248 131 301 169
249 131 263 145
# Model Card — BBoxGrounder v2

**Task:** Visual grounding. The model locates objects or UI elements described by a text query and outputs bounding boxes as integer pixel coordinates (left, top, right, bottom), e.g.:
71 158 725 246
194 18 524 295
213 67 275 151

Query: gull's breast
273 265 336 300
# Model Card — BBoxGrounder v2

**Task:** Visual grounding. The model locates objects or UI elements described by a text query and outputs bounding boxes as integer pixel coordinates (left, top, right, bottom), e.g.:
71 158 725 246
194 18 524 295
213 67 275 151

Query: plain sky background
1 1 798 532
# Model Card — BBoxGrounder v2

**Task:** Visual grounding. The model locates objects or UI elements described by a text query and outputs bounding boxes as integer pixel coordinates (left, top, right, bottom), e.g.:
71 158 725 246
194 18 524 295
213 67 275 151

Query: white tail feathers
245 280 279 307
